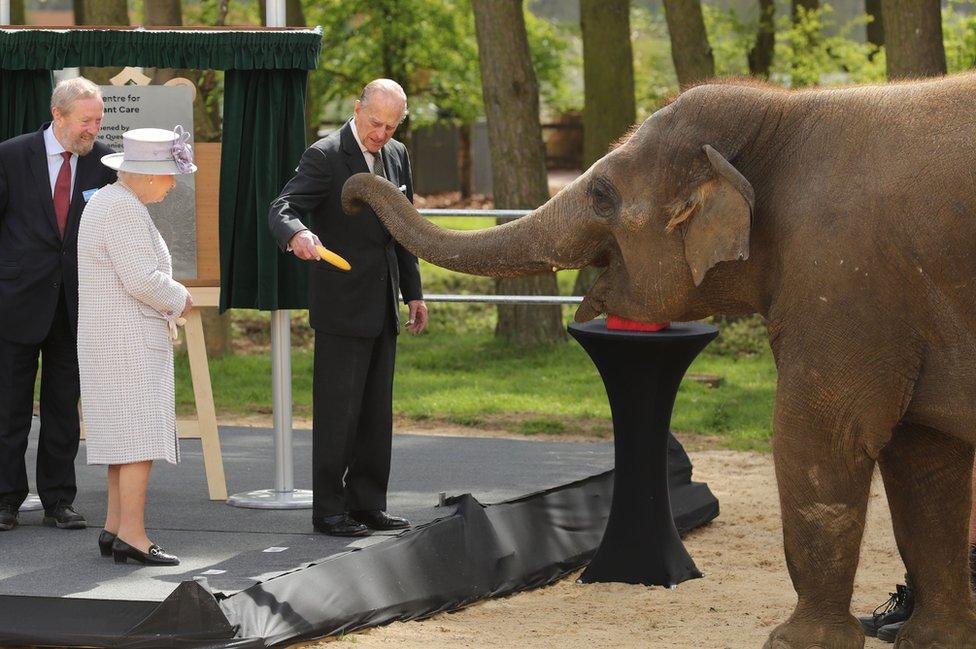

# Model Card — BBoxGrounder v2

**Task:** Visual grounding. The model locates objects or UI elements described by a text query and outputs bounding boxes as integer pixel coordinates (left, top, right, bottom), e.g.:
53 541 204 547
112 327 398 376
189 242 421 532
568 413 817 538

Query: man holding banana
268 79 427 537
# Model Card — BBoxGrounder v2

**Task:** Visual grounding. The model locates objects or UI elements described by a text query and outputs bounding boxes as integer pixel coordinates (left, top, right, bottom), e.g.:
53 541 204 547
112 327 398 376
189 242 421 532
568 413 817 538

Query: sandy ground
295 449 904 649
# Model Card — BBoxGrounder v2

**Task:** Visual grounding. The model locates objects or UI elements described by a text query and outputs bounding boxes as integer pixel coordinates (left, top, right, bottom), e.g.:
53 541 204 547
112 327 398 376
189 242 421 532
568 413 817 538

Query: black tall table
569 319 719 586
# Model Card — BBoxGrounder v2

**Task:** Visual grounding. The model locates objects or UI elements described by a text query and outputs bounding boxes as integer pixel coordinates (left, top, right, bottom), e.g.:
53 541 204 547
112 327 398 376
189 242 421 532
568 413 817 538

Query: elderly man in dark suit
268 79 428 537
0 77 117 531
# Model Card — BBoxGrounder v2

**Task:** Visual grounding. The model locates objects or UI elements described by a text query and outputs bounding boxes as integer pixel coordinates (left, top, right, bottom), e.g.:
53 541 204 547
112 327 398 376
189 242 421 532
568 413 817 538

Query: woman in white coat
77 126 196 566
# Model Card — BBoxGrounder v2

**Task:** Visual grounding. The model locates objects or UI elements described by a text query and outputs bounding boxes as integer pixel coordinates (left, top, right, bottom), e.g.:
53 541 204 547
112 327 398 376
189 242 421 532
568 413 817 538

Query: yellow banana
314 245 351 271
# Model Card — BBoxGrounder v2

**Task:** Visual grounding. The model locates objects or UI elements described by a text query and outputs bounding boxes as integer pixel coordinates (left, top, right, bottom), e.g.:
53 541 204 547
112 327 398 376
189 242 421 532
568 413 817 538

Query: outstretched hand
406 300 428 335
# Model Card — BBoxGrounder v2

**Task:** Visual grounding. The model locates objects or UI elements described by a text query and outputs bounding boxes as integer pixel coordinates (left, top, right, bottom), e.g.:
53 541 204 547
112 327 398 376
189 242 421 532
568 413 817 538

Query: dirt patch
217 414 736 450
297 450 903 649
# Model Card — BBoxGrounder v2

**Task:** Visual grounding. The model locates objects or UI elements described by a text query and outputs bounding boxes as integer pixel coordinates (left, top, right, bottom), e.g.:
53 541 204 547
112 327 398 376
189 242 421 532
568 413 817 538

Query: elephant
341 72 976 649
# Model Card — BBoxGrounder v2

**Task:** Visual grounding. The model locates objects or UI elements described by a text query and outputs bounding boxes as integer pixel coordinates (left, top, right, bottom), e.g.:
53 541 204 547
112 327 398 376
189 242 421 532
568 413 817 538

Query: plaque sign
97 85 197 279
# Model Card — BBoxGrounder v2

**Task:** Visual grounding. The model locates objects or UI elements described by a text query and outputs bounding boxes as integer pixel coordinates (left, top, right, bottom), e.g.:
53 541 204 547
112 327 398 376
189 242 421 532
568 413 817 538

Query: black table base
569 320 719 587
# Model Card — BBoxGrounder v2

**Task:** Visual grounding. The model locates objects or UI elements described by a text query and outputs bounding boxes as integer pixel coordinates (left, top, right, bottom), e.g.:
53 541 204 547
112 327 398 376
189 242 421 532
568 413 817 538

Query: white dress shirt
350 119 381 173
43 124 77 201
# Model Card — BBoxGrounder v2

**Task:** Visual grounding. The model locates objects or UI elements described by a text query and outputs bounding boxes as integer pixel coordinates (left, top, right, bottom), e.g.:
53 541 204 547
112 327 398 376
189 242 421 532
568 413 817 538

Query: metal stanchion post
228 310 313 508
227 0 312 510
19 494 42 512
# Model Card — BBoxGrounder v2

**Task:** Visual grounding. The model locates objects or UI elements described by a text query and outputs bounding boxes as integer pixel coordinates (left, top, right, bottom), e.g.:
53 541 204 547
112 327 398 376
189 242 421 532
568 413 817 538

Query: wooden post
176 286 227 500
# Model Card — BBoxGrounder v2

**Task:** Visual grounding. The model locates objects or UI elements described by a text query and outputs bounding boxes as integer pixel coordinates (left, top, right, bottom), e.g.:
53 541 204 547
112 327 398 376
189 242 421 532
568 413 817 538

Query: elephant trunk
341 173 601 277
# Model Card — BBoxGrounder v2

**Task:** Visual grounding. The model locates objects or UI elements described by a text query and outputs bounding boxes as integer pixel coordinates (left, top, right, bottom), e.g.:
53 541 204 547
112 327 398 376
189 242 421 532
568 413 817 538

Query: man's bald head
353 79 409 153
359 79 408 122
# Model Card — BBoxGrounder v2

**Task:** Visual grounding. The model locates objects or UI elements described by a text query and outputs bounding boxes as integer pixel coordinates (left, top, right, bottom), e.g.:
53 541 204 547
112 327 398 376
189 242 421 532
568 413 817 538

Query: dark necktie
373 151 386 179
53 151 72 238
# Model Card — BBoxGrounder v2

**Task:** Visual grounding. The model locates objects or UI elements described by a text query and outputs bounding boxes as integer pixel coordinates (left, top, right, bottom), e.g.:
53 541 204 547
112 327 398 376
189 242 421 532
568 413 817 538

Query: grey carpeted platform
0 418 613 602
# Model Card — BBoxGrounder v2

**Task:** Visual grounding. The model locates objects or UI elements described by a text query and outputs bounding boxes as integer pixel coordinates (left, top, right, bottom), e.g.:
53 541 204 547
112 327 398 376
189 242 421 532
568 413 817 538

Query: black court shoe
112 538 180 566
98 530 117 557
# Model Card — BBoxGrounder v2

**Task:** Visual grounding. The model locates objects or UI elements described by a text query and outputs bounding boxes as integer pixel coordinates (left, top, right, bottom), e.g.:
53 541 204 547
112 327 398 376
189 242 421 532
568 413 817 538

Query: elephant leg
764 402 875 649
879 424 976 649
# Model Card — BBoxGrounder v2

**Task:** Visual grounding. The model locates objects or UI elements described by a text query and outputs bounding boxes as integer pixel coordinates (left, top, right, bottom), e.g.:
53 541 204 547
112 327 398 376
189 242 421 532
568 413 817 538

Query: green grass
174 325 777 451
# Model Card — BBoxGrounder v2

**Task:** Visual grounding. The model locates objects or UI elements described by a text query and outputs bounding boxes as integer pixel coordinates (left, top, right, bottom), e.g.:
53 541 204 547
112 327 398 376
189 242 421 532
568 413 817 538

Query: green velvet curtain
219 69 309 311
0 29 322 71
0 28 321 311
0 69 53 141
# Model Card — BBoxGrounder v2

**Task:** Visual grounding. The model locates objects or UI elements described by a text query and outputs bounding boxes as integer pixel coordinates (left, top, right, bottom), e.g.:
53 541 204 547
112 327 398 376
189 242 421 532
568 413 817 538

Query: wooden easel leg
184 310 228 501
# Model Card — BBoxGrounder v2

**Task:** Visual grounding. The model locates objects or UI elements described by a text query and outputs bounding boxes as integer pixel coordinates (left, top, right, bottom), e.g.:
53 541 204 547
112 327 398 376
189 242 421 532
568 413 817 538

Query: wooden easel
175 286 227 501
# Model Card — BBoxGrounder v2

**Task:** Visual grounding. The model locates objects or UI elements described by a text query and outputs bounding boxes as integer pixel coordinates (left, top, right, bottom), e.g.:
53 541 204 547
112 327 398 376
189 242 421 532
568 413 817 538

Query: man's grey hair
51 77 102 114
359 79 409 123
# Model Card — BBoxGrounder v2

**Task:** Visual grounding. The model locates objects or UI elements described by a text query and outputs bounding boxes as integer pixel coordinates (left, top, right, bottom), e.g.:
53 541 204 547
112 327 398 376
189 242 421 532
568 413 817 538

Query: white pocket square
398 185 407 193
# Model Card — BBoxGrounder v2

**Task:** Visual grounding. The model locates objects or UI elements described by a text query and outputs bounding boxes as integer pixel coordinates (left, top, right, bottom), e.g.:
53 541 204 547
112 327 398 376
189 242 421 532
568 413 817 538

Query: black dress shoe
112 538 180 566
98 530 117 557
313 514 370 537
42 502 87 530
0 503 17 531
350 510 411 531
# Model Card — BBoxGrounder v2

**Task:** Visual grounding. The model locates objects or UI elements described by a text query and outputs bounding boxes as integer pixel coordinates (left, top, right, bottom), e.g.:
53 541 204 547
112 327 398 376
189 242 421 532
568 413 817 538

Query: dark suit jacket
0 124 117 345
268 120 423 338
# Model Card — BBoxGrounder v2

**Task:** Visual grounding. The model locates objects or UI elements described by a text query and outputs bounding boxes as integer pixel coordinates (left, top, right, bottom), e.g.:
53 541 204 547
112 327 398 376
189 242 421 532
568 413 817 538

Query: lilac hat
100 125 197 175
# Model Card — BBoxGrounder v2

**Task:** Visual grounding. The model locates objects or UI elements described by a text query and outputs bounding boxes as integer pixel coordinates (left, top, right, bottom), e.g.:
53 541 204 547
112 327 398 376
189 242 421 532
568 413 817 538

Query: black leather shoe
350 510 411 531
98 530 117 557
42 502 86 529
876 619 904 642
858 583 914 637
0 503 17 531
313 514 370 537
112 538 180 566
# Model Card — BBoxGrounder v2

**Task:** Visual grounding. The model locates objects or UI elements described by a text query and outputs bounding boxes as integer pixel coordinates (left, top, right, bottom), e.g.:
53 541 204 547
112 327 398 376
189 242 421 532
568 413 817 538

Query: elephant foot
893 610 976 648
762 615 864 649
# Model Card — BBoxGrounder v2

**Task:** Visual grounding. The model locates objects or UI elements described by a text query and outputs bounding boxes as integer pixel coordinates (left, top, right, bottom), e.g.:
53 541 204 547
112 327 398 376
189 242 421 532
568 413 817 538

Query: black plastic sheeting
0 581 261 648
222 442 718 647
0 439 717 648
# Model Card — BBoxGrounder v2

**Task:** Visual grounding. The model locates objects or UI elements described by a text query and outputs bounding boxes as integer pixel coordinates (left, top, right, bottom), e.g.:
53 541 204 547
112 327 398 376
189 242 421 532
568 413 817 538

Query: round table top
568 319 719 341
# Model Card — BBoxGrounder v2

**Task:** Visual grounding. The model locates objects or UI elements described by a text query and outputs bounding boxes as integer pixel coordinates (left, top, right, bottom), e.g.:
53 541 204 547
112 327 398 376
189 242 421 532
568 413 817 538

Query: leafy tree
770 4 884 86
942 0 976 74
305 0 573 137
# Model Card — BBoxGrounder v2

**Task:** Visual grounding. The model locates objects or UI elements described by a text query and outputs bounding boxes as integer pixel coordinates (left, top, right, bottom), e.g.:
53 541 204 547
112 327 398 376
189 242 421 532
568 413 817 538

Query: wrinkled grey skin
343 74 976 649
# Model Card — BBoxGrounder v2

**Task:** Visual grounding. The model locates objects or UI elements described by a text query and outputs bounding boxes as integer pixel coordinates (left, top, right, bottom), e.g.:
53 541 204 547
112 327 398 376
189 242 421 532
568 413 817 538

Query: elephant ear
666 145 754 286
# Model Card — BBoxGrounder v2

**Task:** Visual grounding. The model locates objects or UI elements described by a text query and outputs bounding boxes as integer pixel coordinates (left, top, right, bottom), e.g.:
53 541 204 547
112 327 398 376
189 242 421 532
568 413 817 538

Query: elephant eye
587 176 620 218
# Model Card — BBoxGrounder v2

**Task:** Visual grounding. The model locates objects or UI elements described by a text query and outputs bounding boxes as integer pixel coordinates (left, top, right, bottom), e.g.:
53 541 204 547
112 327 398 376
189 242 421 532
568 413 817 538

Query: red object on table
606 315 670 332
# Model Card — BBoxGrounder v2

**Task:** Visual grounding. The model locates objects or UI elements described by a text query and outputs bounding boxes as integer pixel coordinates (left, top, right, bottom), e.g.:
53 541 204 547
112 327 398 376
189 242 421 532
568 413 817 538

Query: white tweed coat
77 182 189 465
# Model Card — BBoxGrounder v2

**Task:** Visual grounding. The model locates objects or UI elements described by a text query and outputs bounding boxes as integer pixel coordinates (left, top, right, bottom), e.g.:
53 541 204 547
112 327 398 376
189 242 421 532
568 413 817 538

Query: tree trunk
10 0 25 24
574 0 635 297
662 0 714 87
747 0 775 78
143 0 182 84
882 0 946 80
458 122 472 200
472 0 565 345
77 0 129 84
865 0 884 53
